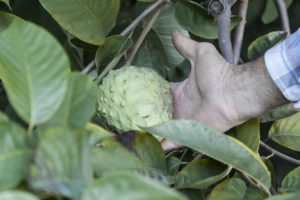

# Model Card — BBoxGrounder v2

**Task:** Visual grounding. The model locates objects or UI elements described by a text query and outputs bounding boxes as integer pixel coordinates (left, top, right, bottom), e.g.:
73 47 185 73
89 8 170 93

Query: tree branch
233 0 248 64
209 0 236 63
275 0 291 36
125 4 164 66
81 0 169 75
260 141 300 165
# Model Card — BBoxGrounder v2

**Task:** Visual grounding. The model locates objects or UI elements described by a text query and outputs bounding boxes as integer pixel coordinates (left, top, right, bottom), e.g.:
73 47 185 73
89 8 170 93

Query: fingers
172 31 199 60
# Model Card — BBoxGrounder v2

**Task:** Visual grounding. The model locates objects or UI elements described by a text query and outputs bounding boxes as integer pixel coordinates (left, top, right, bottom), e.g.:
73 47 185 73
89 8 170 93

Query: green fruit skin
98 66 173 133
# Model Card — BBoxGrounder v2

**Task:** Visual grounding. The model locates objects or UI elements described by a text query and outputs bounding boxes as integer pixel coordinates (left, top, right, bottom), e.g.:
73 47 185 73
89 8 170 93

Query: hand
170 31 288 132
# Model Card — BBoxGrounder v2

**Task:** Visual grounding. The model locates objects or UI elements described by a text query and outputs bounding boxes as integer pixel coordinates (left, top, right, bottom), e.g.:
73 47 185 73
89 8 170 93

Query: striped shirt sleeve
264 28 300 110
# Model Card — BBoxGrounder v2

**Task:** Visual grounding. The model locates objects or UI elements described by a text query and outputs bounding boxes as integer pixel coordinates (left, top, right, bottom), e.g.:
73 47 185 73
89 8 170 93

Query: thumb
172 31 198 60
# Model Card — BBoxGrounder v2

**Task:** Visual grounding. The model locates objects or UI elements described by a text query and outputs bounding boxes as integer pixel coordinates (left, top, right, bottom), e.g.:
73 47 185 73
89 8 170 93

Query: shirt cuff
264 28 300 110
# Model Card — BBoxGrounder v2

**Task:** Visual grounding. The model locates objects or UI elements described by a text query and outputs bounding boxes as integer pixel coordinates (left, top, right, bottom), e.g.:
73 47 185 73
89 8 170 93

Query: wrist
225 57 289 122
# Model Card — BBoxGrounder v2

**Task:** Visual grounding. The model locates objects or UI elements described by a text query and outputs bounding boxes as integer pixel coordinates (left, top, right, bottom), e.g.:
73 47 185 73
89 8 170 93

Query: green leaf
144 120 271 192
269 112 300 151
42 72 98 128
82 172 188 200
235 118 260 153
260 105 297 123
176 159 232 189
248 31 286 60
174 0 241 39
133 3 190 79
0 14 69 126
261 0 293 24
280 166 300 192
39 0 119 45
242 186 267 200
265 192 300 200
0 111 9 122
29 127 93 200
0 0 11 10
0 190 39 200
0 120 32 191
208 178 247 200
92 132 167 179
166 156 181 177
86 123 111 146
95 35 133 73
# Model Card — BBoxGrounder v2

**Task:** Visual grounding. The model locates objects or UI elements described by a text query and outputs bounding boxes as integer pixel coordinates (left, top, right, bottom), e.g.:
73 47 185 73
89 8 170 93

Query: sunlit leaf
145 120 271 192
39 0 119 44
269 112 300 151
0 13 69 126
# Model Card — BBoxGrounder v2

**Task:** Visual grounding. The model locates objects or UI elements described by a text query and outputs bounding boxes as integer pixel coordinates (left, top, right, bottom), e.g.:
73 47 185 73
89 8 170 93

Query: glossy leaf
174 0 241 39
248 31 286 60
29 128 93 200
242 186 267 200
0 120 32 191
82 172 187 200
261 0 293 24
280 166 300 192
95 35 132 73
145 120 271 192
39 0 119 45
235 118 260 153
0 191 39 200
269 112 300 151
260 104 297 123
176 159 232 189
0 14 69 126
133 3 190 79
266 192 300 200
92 132 167 176
208 178 247 200
42 72 98 128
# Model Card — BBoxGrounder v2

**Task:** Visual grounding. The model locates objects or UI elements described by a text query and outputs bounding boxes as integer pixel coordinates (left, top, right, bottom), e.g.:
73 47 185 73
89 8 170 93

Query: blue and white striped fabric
265 28 300 110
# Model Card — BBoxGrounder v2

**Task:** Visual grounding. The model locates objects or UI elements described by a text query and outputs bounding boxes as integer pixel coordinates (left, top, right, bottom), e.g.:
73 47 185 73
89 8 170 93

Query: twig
125 4 165 66
260 141 300 165
233 0 248 64
81 60 95 74
275 0 291 36
209 0 236 63
120 0 168 37
81 0 169 74
238 172 270 196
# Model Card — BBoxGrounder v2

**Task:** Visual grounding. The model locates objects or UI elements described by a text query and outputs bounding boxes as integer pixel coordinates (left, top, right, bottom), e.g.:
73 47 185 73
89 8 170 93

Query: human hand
170 31 288 132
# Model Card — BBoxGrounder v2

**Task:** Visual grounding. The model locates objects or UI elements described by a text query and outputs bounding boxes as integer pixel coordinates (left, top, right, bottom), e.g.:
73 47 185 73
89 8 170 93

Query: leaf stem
275 0 291 36
81 0 170 74
233 0 248 64
260 141 300 165
125 4 165 66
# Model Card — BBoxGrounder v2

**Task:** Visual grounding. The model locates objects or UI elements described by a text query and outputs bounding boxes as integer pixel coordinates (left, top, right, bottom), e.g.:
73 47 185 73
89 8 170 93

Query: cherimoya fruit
97 66 173 133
